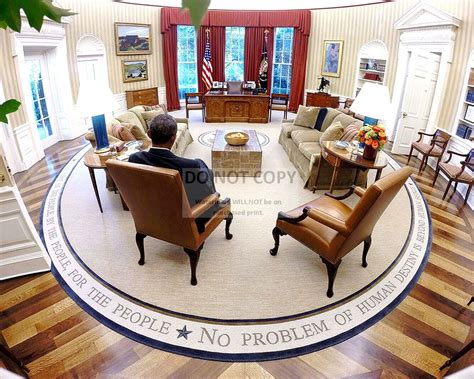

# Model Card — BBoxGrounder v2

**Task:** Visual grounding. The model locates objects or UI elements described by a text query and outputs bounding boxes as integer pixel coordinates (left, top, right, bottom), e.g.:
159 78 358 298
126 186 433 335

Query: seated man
128 114 226 233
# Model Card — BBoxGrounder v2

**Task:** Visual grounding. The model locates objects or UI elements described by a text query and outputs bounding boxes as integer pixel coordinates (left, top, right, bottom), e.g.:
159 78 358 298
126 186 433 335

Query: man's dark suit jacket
128 148 218 232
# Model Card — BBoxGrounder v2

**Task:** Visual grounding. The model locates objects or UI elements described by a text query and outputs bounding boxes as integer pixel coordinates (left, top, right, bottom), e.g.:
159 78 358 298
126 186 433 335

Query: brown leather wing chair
270 167 412 297
106 160 233 285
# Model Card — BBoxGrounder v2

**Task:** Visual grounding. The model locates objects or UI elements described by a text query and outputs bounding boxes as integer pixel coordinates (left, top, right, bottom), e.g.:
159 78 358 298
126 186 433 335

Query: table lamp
350 82 392 126
76 81 117 153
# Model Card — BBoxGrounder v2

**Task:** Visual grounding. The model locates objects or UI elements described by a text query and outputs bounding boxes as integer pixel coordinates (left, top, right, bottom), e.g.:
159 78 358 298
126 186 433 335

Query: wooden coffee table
314 141 388 193
211 129 262 177
83 149 128 212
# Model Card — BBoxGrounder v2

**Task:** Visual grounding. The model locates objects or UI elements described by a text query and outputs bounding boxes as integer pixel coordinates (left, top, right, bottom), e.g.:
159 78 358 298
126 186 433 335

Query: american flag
202 32 213 90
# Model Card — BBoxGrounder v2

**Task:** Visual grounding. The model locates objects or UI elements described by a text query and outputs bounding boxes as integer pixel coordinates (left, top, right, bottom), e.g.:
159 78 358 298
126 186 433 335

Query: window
177 25 198 100
272 27 294 94
26 59 52 140
225 27 245 81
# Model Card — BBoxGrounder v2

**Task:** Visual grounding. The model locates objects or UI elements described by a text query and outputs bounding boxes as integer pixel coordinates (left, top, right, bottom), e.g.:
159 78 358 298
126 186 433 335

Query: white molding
158 86 167 106
114 92 128 114
389 2 460 147
13 123 45 170
394 1 461 31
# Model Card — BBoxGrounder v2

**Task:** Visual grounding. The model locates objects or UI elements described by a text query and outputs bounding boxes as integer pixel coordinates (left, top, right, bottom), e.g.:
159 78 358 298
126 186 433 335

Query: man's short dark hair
148 114 177 144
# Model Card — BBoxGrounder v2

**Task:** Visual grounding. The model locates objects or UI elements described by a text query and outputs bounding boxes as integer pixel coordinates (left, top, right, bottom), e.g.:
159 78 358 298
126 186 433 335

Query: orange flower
373 126 381 133
360 136 365 143
372 140 379 149
358 130 364 136
366 138 373 146
379 131 386 138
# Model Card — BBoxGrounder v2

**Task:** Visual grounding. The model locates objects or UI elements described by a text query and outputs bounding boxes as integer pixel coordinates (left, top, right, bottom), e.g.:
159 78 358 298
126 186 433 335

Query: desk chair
227 81 243 94
106 160 233 286
269 93 289 121
270 167 411 297
185 92 205 121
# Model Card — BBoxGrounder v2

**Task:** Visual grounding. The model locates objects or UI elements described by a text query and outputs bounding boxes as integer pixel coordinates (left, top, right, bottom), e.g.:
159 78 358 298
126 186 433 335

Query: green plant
0 0 75 124
182 0 210 31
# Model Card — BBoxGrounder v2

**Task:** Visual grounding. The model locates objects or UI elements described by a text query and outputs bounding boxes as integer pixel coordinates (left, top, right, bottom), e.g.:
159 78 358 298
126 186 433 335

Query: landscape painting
115 23 151 55
122 60 148 82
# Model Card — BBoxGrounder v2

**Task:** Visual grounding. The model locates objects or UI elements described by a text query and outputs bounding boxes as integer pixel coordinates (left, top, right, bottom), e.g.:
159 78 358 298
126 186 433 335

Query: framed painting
115 23 151 55
122 59 148 83
321 40 344 77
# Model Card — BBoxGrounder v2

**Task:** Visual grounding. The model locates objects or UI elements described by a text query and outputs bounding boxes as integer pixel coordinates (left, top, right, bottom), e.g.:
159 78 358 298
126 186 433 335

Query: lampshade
350 83 392 121
76 81 118 117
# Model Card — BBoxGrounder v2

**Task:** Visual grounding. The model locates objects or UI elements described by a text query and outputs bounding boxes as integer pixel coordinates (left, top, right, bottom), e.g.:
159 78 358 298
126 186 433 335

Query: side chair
432 148 474 204
185 92 205 121
269 167 412 298
269 93 289 121
106 160 233 286
407 129 451 173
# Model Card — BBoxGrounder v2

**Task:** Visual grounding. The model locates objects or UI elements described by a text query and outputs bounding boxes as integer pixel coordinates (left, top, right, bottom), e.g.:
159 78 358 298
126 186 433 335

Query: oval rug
41 139 431 362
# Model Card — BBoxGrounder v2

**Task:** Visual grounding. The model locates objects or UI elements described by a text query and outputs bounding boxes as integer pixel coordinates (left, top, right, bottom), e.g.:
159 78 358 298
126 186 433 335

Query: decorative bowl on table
225 131 249 146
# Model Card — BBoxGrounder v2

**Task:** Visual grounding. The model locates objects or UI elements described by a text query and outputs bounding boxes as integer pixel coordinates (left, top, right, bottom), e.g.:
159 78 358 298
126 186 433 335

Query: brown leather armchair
270 167 412 297
106 160 233 285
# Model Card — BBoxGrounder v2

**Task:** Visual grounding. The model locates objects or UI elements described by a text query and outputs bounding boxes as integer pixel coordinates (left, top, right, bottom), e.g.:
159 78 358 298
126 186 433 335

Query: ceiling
115 0 389 11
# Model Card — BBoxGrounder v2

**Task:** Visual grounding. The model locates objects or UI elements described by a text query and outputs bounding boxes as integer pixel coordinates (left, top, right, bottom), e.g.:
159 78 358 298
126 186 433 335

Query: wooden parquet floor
1 136 473 378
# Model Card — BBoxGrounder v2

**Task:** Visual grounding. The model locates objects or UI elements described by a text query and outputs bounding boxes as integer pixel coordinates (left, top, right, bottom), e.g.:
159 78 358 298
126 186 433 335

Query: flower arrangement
357 124 387 151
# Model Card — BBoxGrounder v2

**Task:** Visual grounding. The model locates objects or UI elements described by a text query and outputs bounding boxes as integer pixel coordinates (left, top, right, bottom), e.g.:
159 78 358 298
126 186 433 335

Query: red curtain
197 26 225 92
244 28 274 90
160 8 310 110
288 29 309 111
162 24 180 110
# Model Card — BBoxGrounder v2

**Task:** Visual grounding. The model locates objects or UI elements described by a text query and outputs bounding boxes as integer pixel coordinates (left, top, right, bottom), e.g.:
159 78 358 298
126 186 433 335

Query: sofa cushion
314 108 328 130
332 113 361 129
294 105 319 128
142 109 166 128
115 111 144 131
340 123 360 142
290 130 322 146
123 123 150 142
177 122 188 132
320 121 344 144
281 123 309 138
320 108 341 132
143 104 168 113
298 142 321 160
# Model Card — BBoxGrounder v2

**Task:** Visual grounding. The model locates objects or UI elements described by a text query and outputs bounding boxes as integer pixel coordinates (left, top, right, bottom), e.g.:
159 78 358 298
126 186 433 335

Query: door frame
388 2 461 149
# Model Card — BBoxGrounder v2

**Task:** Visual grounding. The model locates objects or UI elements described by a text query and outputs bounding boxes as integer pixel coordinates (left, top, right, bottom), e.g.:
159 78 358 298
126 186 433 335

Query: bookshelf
354 40 388 98
455 60 474 141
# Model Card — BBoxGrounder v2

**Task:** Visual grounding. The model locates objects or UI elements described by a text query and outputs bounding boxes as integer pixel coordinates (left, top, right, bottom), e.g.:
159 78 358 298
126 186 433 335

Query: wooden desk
306 92 339 108
205 91 270 123
314 141 388 193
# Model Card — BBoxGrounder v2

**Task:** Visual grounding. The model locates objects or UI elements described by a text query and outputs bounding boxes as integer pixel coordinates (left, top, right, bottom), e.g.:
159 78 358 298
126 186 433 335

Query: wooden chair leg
321 257 341 298
225 212 233 240
186 108 189 118
442 179 452 200
269 226 285 256
362 235 372 267
407 146 415 164
419 155 428 173
432 166 441 185
269 109 272 122
452 181 459 197
465 183 472 205
136 232 146 265
184 245 203 286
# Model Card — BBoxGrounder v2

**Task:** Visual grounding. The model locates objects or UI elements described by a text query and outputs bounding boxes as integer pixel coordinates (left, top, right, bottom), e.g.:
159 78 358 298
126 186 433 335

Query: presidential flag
202 31 213 90
258 31 269 90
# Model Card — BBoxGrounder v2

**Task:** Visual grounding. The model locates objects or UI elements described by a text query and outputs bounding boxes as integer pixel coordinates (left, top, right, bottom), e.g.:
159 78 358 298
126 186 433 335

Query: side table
83 150 128 212
314 141 388 193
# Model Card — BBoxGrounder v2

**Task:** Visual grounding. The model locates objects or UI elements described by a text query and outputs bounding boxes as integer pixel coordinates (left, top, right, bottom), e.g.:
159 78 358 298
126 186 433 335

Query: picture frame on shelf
367 59 377 70
321 40 343 77
465 104 474 123
115 23 151 55
122 59 148 83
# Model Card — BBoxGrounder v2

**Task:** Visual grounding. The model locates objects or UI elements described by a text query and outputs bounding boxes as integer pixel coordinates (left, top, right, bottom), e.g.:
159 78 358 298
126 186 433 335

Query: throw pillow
141 109 165 128
294 105 319 128
314 108 328 131
123 123 149 141
340 123 360 142
319 121 344 145
110 122 136 142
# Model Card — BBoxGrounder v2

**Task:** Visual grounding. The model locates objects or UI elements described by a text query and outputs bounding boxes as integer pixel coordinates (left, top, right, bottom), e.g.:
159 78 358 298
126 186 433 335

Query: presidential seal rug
41 124 431 362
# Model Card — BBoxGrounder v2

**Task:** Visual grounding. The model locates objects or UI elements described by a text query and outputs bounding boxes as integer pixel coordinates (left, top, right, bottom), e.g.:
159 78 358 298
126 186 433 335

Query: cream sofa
85 105 193 157
279 107 366 190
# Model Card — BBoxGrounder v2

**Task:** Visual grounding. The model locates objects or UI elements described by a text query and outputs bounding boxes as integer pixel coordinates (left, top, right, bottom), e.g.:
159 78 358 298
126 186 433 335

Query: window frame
271 27 294 95
177 25 198 100
225 26 245 82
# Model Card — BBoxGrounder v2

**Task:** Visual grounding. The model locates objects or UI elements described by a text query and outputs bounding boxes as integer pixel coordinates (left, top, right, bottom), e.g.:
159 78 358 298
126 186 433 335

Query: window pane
177 25 198 100
37 79 45 98
40 98 49 118
37 120 47 140
225 27 244 82
44 117 53 136
271 27 294 95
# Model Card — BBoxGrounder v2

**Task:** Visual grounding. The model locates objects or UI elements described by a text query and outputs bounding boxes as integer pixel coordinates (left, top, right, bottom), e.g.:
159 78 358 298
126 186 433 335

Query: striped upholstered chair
407 129 451 173
432 148 474 204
